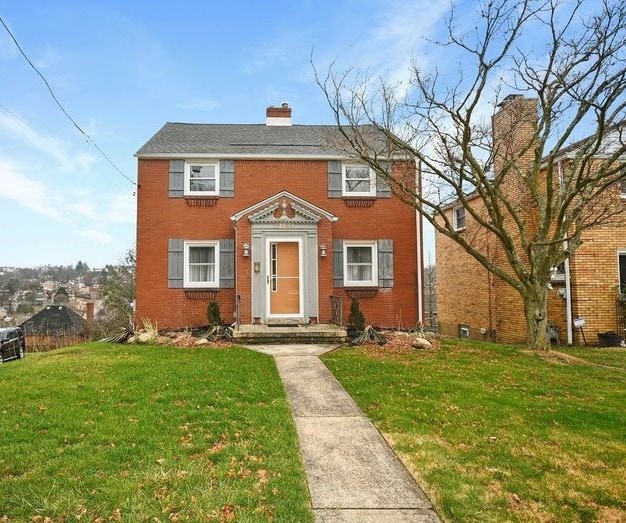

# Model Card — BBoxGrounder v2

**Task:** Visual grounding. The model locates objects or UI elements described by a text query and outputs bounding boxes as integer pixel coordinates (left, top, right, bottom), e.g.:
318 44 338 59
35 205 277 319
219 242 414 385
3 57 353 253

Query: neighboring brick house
135 104 423 330
437 96 626 345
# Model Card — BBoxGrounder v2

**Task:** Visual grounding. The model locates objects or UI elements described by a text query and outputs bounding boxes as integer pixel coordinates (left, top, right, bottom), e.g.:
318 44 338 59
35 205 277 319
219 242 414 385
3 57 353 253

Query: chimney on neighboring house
492 95 538 174
266 102 292 126
86 302 94 338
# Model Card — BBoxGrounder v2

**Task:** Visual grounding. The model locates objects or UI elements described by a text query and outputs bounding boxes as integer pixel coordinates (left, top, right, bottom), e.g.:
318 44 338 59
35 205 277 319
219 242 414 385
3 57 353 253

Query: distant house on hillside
21 305 88 350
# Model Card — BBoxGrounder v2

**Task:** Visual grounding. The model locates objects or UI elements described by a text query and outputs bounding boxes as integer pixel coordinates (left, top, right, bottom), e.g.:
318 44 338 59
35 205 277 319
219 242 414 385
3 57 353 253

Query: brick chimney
86 302 94 337
492 95 538 172
266 102 292 126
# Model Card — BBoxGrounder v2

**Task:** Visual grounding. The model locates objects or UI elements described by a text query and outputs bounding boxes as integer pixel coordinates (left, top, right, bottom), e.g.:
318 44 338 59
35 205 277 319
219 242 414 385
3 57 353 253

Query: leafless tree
316 0 626 349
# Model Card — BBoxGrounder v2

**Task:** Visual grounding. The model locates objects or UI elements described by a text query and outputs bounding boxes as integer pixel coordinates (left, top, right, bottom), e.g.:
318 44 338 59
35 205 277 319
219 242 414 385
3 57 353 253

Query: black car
0 326 25 363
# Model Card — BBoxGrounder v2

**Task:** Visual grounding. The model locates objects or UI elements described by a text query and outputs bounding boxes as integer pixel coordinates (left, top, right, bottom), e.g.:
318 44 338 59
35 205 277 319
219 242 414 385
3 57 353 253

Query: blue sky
0 0 448 267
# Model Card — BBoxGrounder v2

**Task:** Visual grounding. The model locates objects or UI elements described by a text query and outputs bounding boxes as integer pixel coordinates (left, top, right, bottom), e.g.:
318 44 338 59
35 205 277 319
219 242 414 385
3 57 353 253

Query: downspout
415 158 424 326
558 160 573 345
232 218 239 329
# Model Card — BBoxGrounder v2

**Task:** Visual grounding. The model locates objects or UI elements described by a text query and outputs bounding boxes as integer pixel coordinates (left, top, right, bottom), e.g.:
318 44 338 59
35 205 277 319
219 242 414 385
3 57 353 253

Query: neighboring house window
619 251 626 294
184 241 219 288
453 206 466 230
342 164 376 196
344 241 378 286
184 161 219 196
550 262 566 282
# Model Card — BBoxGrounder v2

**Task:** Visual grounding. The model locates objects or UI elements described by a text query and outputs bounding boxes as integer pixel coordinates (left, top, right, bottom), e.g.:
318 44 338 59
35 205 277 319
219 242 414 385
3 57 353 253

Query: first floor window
619 251 626 294
184 241 219 288
453 206 466 230
185 161 219 195
343 164 376 196
344 242 378 286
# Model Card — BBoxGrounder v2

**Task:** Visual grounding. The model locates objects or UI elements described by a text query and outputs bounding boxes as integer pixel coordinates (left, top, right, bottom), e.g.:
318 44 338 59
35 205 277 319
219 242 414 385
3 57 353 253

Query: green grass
562 346 626 370
322 339 626 522
0 343 313 522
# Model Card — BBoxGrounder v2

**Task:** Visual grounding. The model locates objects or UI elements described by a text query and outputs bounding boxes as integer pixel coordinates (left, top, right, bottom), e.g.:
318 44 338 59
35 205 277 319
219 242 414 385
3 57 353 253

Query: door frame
265 236 304 319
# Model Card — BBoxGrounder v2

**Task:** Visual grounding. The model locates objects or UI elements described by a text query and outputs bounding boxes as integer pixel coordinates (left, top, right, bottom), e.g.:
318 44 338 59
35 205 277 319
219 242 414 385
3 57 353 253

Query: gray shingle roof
136 123 384 157
20 305 87 336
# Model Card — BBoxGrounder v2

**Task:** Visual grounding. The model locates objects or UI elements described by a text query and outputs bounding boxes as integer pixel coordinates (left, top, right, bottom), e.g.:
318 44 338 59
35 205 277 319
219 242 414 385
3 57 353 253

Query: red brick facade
136 157 422 329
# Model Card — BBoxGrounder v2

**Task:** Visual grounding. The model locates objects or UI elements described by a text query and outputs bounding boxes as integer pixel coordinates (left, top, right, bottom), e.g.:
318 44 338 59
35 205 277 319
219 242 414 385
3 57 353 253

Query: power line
0 15 137 188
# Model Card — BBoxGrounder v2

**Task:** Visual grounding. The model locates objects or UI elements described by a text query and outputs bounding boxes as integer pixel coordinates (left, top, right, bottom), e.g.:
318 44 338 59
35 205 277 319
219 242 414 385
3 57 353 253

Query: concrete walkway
246 344 440 523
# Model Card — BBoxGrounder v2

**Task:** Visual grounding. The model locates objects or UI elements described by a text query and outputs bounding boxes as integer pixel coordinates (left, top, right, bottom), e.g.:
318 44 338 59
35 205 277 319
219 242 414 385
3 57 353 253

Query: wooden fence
25 334 89 353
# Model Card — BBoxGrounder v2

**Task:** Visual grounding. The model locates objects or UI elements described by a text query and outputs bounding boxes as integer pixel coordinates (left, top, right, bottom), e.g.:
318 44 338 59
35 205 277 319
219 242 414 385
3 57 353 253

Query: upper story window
344 241 378 287
453 206 466 231
185 161 219 196
342 164 376 197
184 241 219 288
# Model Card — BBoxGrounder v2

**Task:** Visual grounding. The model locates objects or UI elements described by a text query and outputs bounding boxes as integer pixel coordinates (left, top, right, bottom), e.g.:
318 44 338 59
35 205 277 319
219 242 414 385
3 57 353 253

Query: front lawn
0 343 312 522
322 340 626 522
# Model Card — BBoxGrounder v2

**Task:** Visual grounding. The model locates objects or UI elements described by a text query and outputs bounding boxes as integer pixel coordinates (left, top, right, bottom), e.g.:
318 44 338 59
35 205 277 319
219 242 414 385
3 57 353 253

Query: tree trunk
523 286 550 350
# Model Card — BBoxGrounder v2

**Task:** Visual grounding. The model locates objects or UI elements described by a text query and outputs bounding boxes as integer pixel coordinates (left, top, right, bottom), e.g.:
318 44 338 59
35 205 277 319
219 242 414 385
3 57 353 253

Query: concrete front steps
233 323 347 344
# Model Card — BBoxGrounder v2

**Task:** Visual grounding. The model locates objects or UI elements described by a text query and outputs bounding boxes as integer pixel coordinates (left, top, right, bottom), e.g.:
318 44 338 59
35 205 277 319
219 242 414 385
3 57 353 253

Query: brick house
436 96 626 345
135 104 423 332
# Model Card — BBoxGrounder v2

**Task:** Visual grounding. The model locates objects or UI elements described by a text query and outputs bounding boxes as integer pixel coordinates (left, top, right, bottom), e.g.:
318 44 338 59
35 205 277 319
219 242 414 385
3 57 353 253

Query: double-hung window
184 241 219 288
453 206 466 230
342 164 376 197
184 161 219 196
617 250 626 296
344 241 378 286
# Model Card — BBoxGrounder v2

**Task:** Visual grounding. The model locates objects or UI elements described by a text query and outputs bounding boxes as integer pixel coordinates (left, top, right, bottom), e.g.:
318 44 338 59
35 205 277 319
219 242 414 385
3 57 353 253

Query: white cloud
103 192 136 224
176 98 221 111
67 201 97 220
365 0 450 87
0 111 70 164
77 228 115 245
0 161 65 221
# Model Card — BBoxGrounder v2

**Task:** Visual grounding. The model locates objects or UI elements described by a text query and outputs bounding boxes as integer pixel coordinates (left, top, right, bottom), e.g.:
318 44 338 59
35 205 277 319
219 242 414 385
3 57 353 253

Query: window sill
343 198 376 207
184 290 219 300
344 288 379 299
185 197 218 207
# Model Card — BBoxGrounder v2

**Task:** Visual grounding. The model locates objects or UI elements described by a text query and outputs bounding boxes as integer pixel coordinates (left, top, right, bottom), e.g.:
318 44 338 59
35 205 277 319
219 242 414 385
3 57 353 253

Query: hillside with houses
0 262 105 326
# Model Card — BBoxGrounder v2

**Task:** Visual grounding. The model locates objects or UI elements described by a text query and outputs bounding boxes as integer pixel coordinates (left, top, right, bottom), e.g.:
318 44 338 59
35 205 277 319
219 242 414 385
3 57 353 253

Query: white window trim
343 241 378 287
184 160 220 196
453 206 466 231
342 163 376 197
183 241 220 288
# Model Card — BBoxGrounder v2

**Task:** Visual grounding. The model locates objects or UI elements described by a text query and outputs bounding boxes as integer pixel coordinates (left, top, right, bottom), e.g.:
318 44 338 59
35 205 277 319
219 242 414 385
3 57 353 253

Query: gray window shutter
169 160 184 198
219 239 235 288
168 239 184 288
376 160 391 198
378 239 394 288
219 160 235 197
333 239 344 287
328 160 342 198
